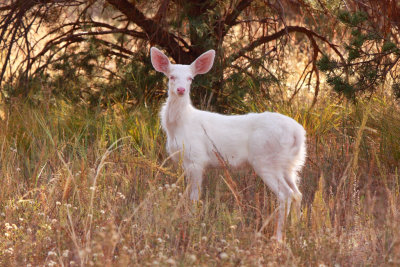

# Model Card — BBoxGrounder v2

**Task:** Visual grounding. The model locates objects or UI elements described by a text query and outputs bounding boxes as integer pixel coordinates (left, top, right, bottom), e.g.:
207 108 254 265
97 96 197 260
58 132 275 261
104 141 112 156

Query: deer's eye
170 76 176 80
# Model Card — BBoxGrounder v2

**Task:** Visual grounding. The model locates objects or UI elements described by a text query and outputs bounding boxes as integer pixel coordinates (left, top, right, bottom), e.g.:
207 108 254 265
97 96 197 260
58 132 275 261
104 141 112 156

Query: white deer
150 47 306 241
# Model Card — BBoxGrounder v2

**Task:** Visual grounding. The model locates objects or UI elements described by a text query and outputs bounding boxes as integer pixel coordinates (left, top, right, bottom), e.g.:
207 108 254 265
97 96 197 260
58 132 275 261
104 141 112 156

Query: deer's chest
163 122 205 162
164 125 186 161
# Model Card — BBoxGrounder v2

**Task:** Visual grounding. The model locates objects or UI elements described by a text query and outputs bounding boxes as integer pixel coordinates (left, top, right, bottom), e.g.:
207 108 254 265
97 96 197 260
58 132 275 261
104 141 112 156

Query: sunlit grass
0 95 399 266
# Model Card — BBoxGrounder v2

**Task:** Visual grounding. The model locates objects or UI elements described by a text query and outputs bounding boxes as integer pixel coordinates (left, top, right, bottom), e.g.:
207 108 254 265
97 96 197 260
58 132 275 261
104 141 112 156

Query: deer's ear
151 47 170 74
191 50 215 76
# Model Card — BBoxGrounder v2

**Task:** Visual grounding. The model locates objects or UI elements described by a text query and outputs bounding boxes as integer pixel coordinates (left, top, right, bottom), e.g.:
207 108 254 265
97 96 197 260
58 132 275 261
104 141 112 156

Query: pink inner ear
151 49 170 74
193 51 215 75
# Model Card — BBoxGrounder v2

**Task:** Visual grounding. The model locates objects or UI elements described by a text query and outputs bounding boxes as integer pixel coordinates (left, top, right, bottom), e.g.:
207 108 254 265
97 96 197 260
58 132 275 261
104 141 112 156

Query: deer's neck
161 94 193 131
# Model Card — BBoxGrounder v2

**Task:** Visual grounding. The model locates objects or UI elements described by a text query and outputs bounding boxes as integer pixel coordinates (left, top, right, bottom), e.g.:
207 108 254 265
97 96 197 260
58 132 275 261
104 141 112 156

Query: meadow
0 90 399 267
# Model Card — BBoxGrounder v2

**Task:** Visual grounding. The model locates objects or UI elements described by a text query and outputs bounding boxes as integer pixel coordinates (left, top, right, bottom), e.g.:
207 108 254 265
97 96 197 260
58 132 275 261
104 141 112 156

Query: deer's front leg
184 162 204 201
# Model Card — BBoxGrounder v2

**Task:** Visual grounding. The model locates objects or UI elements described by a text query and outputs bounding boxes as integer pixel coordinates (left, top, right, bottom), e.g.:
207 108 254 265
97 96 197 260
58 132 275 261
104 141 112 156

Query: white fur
150 47 306 241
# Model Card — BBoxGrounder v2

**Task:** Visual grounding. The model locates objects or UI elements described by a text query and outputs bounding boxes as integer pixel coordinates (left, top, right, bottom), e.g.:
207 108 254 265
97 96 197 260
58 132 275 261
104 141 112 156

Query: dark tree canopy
0 0 399 108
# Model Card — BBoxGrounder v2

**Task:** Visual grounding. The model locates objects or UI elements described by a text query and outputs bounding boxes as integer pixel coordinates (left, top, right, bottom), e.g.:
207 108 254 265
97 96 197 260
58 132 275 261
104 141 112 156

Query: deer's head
150 47 215 98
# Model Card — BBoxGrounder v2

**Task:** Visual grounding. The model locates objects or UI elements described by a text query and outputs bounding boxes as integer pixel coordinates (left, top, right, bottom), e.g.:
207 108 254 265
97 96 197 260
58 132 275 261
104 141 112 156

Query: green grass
0 95 399 266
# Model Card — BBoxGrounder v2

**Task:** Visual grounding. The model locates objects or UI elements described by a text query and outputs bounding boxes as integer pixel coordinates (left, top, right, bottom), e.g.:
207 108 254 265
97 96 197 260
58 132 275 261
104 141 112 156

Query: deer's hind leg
253 165 295 241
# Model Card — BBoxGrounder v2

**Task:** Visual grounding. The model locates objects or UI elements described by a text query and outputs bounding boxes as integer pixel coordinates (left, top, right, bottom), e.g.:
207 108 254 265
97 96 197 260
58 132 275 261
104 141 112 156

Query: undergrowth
0 95 399 266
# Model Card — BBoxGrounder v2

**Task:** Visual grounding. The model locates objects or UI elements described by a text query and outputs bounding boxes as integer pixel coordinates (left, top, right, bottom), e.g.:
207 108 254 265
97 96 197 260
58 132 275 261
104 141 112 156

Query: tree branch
217 0 253 38
106 0 194 63
230 25 343 63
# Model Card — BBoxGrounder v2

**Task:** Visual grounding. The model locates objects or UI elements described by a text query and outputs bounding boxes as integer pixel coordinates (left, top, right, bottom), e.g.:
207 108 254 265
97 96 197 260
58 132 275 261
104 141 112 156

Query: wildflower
5 232 10 237
19 217 24 222
51 219 57 224
43 224 52 231
89 186 95 191
219 252 229 260
100 210 105 214
5 223 13 230
5 248 14 255
48 251 57 257
117 192 126 199
171 183 177 189
62 250 69 257
166 258 176 265
1 212 5 217
200 223 206 228
188 254 197 263
65 204 72 208
201 236 208 242
229 225 237 230
152 260 160 266
156 238 164 244
56 201 61 206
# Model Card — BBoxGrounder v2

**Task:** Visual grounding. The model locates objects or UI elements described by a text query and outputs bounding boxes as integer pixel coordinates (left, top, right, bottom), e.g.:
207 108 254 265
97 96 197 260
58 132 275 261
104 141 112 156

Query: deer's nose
177 87 185 95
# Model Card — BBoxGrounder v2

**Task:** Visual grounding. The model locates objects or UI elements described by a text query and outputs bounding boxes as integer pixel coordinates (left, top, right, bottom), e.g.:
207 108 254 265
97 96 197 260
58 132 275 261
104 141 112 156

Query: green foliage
338 10 368 27
6 41 167 108
382 41 398 53
326 76 355 99
317 10 400 100
3 72 50 102
317 55 338 72
100 53 165 106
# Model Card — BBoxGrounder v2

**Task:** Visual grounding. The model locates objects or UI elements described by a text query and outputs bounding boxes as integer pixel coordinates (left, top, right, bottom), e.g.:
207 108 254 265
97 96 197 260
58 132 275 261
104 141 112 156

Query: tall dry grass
0 94 399 266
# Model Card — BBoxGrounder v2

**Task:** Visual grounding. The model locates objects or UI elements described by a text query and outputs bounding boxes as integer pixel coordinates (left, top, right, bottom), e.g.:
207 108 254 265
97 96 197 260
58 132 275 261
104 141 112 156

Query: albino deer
150 47 306 241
